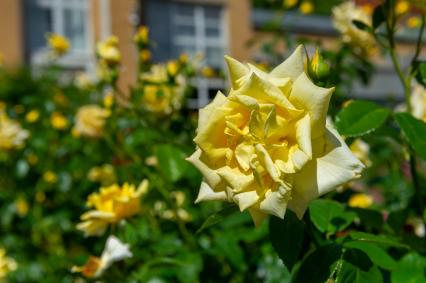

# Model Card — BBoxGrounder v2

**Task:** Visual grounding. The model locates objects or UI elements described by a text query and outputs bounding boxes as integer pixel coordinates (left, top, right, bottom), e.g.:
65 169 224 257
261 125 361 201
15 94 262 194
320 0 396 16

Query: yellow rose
77 180 148 236
141 64 186 115
139 49 152 63
407 16 421 28
75 72 94 89
88 164 117 186
43 170 58 183
97 36 121 65
15 197 29 217
348 193 373 208
411 83 426 122
0 111 29 150
350 139 372 167
134 26 149 45
0 248 17 279
283 0 298 8
299 1 314 14
25 110 40 123
332 2 376 55
47 33 70 56
50 112 69 130
187 46 364 225
73 105 110 138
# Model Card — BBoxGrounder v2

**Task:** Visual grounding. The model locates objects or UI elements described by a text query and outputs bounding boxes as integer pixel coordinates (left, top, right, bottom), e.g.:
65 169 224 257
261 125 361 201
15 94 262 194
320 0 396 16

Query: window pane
63 8 86 51
206 47 223 68
205 26 220 37
204 5 221 20
176 3 195 17
175 24 195 36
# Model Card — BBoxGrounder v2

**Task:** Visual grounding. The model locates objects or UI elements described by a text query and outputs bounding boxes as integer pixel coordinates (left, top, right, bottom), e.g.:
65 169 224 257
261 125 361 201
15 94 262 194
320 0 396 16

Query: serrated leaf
335 100 390 137
347 231 410 249
269 211 305 271
293 244 342 283
196 205 239 234
395 112 426 160
343 242 397 270
392 253 426 283
336 249 383 283
309 199 356 234
156 144 188 182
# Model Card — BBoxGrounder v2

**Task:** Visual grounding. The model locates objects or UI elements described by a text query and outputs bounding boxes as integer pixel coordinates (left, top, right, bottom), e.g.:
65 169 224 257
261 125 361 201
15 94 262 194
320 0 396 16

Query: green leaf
336 249 383 283
293 244 342 283
392 253 426 283
269 211 305 271
350 208 384 230
343 242 397 270
413 61 426 87
423 209 426 224
309 199 356 234
156 144 189 182
395 112 426 160
372 5 385 29
335 100 390 137
196 205 239 234
347 231 410 249
352 20 372 33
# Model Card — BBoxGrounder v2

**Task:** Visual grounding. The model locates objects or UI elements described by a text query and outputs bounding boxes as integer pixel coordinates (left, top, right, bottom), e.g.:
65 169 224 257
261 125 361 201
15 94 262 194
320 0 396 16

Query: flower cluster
0 110 29 151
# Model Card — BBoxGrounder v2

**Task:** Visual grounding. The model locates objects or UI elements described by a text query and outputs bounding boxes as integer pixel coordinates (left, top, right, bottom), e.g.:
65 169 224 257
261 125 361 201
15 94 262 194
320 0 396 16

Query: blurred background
0 0 424 108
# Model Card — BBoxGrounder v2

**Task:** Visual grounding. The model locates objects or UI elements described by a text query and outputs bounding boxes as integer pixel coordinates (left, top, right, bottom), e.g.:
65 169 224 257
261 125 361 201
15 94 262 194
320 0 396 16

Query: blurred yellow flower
361 4 374 15
75 72 94 89
15 197 29 217
332 2 376 55
0 101 5 111
47 34 70 56
145 155 158 166
25 110 40 123
0 111 29 150
139 49 151 63
13 104 25 114
35 191 46 203
103 91 115 108
134 26 149 45
141 64 187 115
179 53 189 64
407 16 421 28
396 1 410 15
53 91 68 106
201 66 216 78
88 164 116 186
350 139 372 167
50 112 69 130
283 0 298 8
167 60 179 77
156 191 192 222
72 235 132 278
299 1 314 14
187 46 364 225
348 193 373 208
0 248 17 279
411 83 426 122
77 180 149 236
26 153 38 165
97 36 121 65
73 105 110 138
43 171 58 183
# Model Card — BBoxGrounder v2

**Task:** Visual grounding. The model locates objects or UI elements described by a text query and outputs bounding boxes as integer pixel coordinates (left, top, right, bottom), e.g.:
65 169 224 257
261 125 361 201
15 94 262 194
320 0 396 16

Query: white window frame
171 1 228 109
31 0 95 72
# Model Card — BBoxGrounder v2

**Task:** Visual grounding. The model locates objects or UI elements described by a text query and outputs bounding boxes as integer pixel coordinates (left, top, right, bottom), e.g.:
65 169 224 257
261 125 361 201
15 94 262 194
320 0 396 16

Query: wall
0 0 24 68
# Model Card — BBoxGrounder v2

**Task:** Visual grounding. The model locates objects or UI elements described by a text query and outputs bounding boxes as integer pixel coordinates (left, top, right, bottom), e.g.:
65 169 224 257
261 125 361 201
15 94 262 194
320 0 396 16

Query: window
144 0 228 108
24 0 93 71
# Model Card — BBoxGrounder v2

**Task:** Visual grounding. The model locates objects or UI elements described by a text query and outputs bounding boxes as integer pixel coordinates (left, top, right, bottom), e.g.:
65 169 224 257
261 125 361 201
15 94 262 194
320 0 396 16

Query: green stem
386 8 425 218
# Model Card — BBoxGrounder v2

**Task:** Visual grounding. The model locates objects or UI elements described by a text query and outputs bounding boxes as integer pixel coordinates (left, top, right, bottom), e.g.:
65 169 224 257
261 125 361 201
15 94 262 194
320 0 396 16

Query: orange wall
0 0 24 68
110 0 138 96
227 0 252 61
